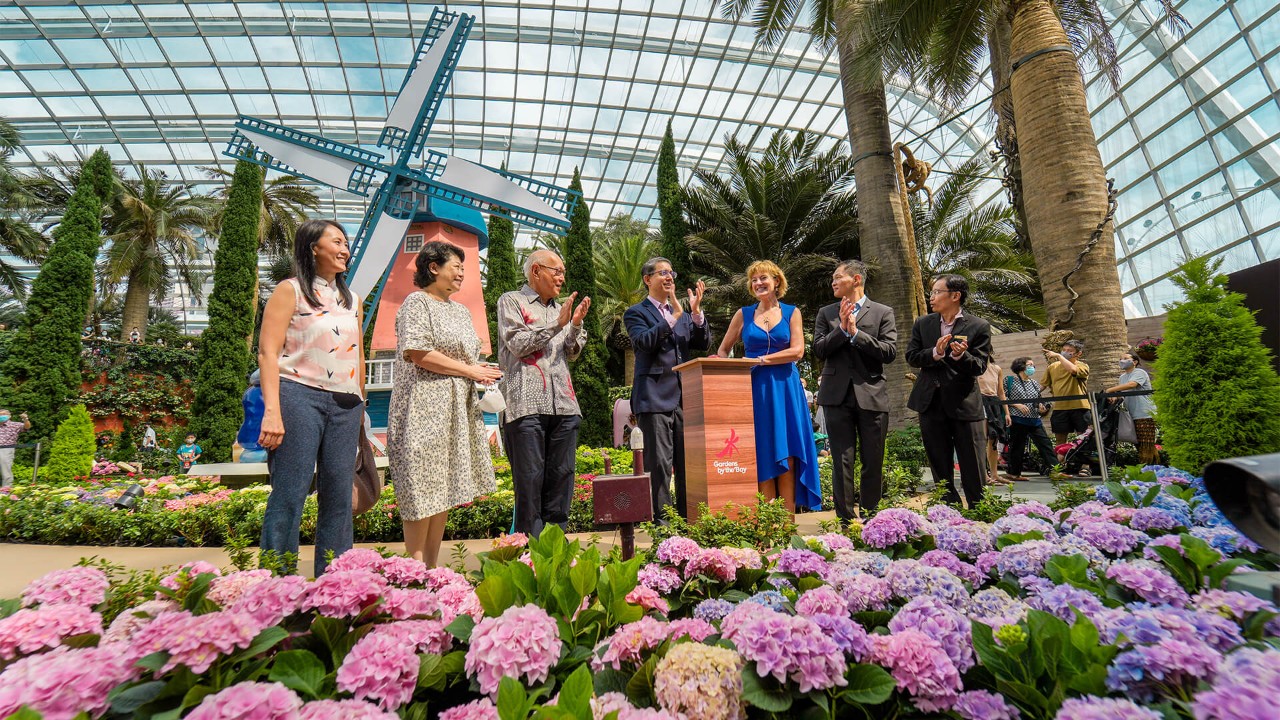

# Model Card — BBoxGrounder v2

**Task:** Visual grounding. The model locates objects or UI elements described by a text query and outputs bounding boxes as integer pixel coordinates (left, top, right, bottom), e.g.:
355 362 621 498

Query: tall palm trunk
624 348 635 388
987 11 1030 242
1009 0 1128 388
836 23 921 426
119 269 150 342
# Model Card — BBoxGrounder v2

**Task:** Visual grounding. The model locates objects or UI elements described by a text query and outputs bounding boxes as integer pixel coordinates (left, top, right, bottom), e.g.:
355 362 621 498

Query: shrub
190 160 263 463
1153 257 1280 471
43 405 97 482
482 205 520 351
642 496 798 551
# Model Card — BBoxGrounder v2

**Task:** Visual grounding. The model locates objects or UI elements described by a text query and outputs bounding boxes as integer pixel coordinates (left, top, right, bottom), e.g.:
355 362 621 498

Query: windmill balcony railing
366 359 395 389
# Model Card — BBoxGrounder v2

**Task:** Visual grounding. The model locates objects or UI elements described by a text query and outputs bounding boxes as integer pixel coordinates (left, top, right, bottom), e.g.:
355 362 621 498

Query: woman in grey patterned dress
387 241 501 566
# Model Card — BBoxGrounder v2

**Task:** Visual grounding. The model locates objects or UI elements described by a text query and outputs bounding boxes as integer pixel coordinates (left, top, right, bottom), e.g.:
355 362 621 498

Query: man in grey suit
812 260 898 521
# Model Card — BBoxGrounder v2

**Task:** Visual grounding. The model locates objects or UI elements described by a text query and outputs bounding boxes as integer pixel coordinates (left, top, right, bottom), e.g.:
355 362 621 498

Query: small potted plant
1135 336 1162 361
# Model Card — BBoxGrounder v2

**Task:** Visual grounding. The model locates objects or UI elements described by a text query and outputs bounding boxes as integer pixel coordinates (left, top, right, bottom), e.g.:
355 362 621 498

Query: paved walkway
0 477 1084 598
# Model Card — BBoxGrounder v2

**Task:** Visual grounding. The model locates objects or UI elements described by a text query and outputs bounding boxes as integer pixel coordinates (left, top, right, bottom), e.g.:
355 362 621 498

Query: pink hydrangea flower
724 608 847 693
379 556 429 587
638 564 683 594
811 533 856 552
870 629 962 701
594 617 669 670
435 583 484 624
655 537 701 566
369 619 452 655
301 569 388 619
0 603 103 659
666 618 716 642
227 574 309 626
422 567 469 591
101 599 179 644
186 681 302 720
21 567 109 608
158 561 222 594
298 699 399 720
492 533 529 550
383 588 438 620
207 569 273 607
336 633 419 711
0 645 139 720
795 586 846 617
438 698 498 720
722 546 764 570
685 548 737 582
465 604 563 696
626 585 670 615
325 549 385 574
129 610 264 674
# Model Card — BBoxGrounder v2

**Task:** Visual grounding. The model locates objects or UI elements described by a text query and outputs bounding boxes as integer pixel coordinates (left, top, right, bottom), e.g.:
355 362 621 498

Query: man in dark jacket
906 274 993 507
624 257 710 521
812 260 897 521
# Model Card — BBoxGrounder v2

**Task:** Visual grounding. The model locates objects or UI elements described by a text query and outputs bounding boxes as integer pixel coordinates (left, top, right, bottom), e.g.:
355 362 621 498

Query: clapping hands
556 292 592 328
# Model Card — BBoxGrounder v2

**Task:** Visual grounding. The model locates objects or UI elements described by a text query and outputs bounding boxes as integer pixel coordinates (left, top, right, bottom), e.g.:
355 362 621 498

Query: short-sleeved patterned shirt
0 420 24 447
496 285 585 420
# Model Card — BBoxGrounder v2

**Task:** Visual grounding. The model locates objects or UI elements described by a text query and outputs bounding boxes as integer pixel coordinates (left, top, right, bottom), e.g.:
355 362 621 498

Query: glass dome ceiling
1 0 1276 320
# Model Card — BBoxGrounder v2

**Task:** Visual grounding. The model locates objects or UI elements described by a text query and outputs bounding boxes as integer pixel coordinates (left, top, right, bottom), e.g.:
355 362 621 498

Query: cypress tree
1152 256 1280 471
657 119 690 281
190 161 263 462
1 148 113 440
44 404 96 482
562 169 610 446
483 209 521 350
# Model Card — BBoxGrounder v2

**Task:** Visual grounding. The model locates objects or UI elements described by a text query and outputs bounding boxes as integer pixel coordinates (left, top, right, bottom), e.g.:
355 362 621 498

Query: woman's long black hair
292 219 354 310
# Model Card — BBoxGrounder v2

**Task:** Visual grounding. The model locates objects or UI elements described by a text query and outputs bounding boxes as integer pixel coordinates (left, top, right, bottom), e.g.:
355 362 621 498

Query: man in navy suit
624 257 710 521
906 274 993 507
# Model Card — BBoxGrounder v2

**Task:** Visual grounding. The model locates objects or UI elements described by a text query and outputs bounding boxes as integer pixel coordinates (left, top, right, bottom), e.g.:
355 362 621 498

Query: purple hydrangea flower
829 550 891 576
967 588 1029 630
920 549 982 585
1106 638 1221 701
1106 561 1191 607
809 613 870 659
935 524 995 559
1073 520 1146 556
794 586 845 617
885 560 969 607
991 515 1055 541
1191 526 1260 555
888 596 974 672
1130 507 1180 532
861 508 932 548
1026 583 1106 625
834 572 892 614
1007 501 1055 520
744 590 787 611
724 607 847 693
774 549 829 578
1055 697 1161 719
693 599 736 623
1192 589 1273 621
925 505 969 527
1190 647 1280 720
638 564 683 594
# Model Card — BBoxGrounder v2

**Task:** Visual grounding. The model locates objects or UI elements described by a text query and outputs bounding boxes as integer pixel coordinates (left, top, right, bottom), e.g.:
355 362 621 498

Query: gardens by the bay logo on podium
713 428 748 476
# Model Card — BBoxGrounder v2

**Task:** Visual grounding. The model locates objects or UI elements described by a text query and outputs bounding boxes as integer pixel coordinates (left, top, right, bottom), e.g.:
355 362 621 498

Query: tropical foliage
682 129 858 326
190 161 264 464
1153 256 1280 470
1 148 113 441
102 167 216 342
204 166 319 258
592 214 661 385
910 159 1045 331
0 118 45 302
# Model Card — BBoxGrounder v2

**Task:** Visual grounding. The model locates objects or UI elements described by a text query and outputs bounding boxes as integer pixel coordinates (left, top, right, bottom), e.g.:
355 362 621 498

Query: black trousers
919 404 986 507
638 407 686 521
822 397 889 520
505 414 581 538
1007 420 1057 477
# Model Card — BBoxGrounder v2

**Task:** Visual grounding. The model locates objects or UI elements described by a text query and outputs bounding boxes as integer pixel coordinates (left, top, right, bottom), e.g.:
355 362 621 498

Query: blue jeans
261 380 363 576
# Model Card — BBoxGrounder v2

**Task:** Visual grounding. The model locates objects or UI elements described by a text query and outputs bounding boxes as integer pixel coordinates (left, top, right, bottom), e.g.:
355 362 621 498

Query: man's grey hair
523 249 561 280
835 259 868 281
641 256 672 277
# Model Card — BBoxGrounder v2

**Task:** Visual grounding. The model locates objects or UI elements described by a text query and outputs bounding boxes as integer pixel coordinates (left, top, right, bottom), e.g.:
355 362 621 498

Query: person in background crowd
155 337 165 347
257 219 365 576
386 240 499 566
496 248 590 538
812 259 897 521
1043 339 1091 449
82 326 93 339
978 361 1011 486
906 274 992 508
625 257 710 522
1003 356 1058 482
176 433 202 472
0 410 31 488
1106 351 1159 465
129 327 141 344
141 423 158 449
715 260 820 513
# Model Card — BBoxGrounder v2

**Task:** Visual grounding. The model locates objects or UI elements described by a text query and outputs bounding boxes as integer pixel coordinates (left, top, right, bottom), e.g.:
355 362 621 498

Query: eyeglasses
537 265 565 278
651 270 678 279
929 288 956 296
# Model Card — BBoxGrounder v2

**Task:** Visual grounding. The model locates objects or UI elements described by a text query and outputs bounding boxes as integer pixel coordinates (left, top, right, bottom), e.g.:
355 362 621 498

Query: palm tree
682 129 858 330
102 167 216 342
722 0 923 422
912 159 1045 332
203 167 319 257
0 118 46 302
592 214 661 384
845 0 1187 388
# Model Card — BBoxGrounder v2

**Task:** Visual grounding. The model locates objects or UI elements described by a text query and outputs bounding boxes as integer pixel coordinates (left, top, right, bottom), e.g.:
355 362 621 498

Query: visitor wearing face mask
1042 340 1091 450
0 409 31 488
1106 352 1158 465
1002 357 1057 482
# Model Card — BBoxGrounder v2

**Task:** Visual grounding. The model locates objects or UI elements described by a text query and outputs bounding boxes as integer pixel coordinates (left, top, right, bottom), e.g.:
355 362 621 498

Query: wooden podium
674 357 759 521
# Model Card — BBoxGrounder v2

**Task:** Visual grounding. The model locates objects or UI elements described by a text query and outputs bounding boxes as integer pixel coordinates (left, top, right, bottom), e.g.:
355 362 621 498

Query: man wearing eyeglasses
496 249 591 537
906 274 993 508
624 257 710 522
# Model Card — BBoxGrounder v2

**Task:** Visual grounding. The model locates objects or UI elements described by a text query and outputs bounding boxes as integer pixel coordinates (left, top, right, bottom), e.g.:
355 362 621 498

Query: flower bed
0 465 1277 719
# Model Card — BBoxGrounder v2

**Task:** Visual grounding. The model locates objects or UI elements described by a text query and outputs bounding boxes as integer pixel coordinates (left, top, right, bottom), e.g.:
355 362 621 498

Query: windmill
223 7 579 315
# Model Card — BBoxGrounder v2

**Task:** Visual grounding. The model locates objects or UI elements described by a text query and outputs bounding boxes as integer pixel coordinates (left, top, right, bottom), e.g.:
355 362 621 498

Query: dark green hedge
563 169 611 446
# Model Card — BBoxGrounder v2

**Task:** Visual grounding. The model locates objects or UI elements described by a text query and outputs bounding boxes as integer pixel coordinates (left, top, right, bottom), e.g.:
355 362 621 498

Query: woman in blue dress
714 260 821 511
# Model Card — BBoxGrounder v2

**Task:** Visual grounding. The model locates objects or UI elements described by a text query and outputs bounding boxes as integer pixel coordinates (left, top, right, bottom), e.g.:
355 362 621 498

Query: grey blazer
812 299 897 413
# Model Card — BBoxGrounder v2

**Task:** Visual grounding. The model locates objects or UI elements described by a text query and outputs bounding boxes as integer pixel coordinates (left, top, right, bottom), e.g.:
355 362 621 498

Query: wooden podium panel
674 357 759 521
